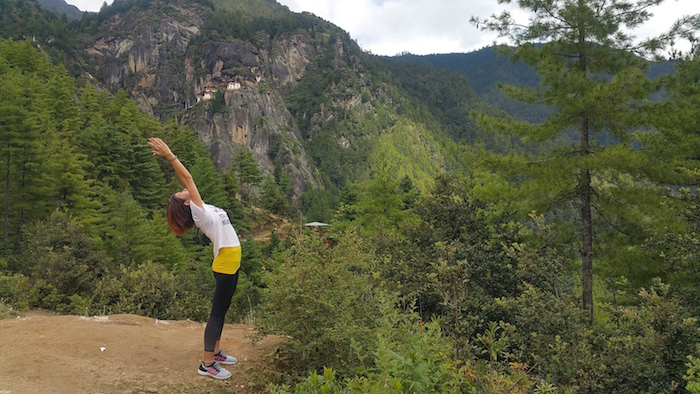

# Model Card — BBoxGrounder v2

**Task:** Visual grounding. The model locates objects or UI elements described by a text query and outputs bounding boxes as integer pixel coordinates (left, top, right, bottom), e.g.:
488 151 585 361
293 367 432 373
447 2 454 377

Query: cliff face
84 1 319 200
86 2 208 117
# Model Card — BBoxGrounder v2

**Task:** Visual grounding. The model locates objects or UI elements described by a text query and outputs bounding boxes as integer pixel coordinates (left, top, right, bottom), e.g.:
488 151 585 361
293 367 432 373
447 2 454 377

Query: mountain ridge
37 0 84 20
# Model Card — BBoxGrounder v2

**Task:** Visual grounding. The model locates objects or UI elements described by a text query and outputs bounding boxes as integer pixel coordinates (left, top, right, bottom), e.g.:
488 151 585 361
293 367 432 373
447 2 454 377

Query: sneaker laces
204 361 221 372
217 350 229 358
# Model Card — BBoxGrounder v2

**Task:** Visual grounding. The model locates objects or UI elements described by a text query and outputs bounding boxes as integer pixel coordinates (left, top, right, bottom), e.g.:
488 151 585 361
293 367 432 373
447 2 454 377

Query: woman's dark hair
167 195 195 236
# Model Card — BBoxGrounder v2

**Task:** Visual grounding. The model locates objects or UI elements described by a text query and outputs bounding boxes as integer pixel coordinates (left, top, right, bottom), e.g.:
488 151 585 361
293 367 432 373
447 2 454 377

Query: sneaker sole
198 369 231 380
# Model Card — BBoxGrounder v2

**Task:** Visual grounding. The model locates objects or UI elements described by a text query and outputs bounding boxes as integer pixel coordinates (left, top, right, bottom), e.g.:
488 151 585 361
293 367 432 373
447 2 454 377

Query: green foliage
0 273 31 310
344 316 503 394
0 39 57 244
301 187 338 224
471 0 693 319
352 159 419 249
20 212 110 294
382 173 525 355
210 89 227 114
380 55 528 150
97 188 161 266
369 120 441 193
649 53 700 185
393 49 556 125
686 354 700 394
261 171 293 217
231 148 263 203
271 308 537 394
499 272 700 392
91 262 178 319
18 211 110 313
256 230 387 377
589 280 700 393
207 0 326 44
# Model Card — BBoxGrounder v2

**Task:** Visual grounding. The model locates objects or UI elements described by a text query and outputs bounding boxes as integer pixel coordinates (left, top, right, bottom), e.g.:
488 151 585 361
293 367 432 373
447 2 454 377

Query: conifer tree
355 159 417 252
0 40 53 243
76 84 131 189
129 141 167 213
149 210 189 270
648 47 700 185
0 74 30 242
99 189 159 266
189 155 227 209
42 133 99 222
232 148 263 202
471 0 697 320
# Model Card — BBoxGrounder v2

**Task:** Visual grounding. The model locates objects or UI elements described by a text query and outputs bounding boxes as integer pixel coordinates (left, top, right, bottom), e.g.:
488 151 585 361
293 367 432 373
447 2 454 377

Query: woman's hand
148 136 204 209
148 138 175 160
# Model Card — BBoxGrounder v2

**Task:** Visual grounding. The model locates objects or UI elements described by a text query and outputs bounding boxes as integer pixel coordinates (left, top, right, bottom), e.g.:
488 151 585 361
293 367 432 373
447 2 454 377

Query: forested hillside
36 0 83 20
395 48 552 124
2 0 700 393
395 47 679 126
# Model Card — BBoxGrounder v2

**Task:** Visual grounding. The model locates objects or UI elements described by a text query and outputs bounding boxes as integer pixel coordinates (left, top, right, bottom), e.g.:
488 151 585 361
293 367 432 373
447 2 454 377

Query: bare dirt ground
247 209 292 243
0 312 283 394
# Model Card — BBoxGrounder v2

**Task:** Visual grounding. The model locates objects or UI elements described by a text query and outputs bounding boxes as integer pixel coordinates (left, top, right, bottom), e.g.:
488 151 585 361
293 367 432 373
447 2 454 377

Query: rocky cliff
84 0 320 200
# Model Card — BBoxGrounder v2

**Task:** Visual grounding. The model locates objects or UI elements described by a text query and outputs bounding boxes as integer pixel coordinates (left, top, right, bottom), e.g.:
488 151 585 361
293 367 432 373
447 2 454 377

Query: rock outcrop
84 1 321 200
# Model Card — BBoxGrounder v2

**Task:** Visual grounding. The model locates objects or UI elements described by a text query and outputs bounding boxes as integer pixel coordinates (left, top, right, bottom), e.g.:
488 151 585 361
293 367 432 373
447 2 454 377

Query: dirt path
0 312 282 393
246 207 293 243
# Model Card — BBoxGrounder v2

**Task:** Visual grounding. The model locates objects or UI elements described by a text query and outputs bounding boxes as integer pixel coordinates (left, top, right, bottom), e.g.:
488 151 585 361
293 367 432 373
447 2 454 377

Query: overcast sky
68 0 700 56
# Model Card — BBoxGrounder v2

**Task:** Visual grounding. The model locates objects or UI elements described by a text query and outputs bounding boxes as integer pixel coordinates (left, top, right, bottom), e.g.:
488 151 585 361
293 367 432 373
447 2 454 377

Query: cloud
279 0 700 55
67 1 107 12
281 0 515 55
67 0 700 56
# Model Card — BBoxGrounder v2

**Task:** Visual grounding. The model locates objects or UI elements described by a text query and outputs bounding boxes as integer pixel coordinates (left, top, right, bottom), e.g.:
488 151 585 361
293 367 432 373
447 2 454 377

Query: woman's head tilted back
167 194 195 236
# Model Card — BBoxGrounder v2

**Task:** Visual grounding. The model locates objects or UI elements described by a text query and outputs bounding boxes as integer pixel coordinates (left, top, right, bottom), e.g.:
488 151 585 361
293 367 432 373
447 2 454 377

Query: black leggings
204 271 239 352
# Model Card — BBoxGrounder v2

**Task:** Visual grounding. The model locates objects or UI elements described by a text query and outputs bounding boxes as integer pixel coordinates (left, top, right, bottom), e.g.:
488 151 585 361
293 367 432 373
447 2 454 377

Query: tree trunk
578 30 594 323
3 149 10 242
580 167 594 322
580 115 594 323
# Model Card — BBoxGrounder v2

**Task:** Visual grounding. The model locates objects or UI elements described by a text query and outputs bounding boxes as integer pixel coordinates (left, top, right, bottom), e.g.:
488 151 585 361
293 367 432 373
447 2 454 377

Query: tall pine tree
472 0 696 320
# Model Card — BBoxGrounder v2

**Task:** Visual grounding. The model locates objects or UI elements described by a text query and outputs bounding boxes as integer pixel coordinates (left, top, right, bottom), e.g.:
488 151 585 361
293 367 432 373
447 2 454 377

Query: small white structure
227 80 241 91
201 82 217 101
305 222 330 228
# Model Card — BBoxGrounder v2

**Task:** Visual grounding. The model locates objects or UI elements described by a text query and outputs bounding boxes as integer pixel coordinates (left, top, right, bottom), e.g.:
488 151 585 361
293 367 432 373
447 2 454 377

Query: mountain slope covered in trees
37 0 83 20
53 0 495 221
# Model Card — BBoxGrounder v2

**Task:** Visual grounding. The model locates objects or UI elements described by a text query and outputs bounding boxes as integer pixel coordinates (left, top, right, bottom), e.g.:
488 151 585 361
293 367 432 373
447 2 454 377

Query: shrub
271 311 537 393
255 230 387 378
91 263 179 319
20 212 111 307
0 273 31 310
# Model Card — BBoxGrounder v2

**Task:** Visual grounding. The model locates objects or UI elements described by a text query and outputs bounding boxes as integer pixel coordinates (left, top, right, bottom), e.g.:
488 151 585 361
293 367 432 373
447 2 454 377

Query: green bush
271 312 537 393
91 262 179 319
0 273 31 310
686 354 700 394
20 212 111 305
584 280 700 394
501 279 700 393
171 260 217 322
255 230 387 378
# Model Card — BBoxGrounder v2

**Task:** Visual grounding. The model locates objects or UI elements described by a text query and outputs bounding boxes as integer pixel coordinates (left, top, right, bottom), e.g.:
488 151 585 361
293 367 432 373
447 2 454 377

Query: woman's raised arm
148 137 204 209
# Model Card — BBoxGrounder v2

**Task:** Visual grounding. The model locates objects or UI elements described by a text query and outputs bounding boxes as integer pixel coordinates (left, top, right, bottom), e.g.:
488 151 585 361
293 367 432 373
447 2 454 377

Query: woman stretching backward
148 137 241 380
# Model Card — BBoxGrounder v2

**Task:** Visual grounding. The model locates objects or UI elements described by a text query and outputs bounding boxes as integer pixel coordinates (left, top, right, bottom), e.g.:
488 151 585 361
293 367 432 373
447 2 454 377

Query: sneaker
198 361 231 380
214 349 238 365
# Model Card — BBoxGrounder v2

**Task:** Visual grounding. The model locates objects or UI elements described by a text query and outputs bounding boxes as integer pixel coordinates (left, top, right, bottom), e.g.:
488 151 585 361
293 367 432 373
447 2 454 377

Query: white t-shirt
190 202 240 257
